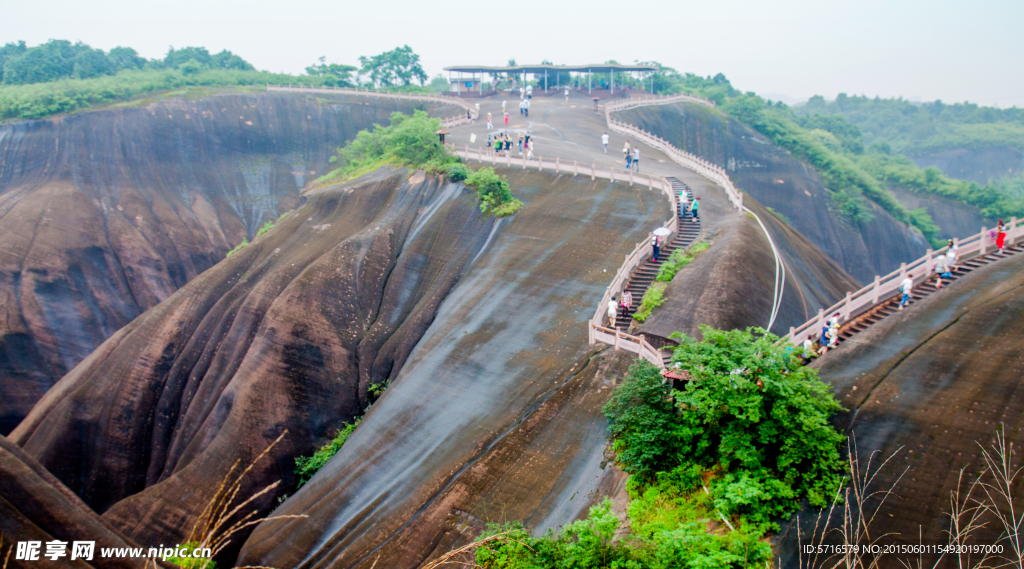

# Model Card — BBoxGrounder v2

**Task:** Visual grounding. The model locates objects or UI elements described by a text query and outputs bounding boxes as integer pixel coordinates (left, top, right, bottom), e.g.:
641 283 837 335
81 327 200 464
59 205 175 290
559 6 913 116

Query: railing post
538 157 542 171
1011 217 1019 244
926 248 933 268
614 330 620 350
900 262 907 279
816 309 824 337
574 159 578 176
843 292 852 319
980 226 987 254
629 169 633 186
872 275 881 304
556 156 560 173
592 163 596 181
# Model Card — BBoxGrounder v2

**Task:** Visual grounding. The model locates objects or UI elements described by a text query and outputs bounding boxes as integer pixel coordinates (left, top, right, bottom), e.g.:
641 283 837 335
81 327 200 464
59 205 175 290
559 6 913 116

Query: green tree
358 45 427 88
178 59 203 76
210 49 254 71
71 48 115 79
427 74 449 93
163 46 213 69
305 56 356 87
0 41 28 83
2 40 83 84
602 361 680 478
107 46 146 71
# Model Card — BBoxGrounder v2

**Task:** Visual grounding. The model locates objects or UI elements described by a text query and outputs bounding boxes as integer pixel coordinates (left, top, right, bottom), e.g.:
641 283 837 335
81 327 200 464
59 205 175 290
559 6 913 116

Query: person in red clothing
996 219 1007 254
504 111 509 127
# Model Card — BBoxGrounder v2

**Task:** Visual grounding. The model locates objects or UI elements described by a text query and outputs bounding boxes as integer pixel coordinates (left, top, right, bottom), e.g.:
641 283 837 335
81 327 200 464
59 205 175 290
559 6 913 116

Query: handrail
784 218 1021 346
265 84 477 128
445 144 676 369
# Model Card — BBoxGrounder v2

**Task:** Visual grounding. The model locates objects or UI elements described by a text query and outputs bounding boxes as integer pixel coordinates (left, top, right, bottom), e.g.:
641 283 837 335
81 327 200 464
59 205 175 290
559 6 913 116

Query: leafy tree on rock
358 45 427 88
211 49 254 71
163 46 213 69
0 41 28 83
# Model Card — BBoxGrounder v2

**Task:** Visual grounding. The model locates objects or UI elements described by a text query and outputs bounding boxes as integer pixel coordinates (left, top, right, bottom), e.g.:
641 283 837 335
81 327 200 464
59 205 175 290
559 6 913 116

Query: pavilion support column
545 69 548 92
589 69 592 94
611 70 614 95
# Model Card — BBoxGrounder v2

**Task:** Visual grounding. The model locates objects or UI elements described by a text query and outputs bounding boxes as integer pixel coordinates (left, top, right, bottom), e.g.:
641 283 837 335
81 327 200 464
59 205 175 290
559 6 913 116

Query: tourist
816 324 830 356
519 99 525 115
623 141 631 161
652 233 661 262
504 111 509 127
620 290 633 321
947 239 959 270
487 112 493 129
934 252 950 288
518 132 524 154
565 87 569 102
505 133 512 156
486 134 492 151
802 338 815 360
625 149 632 170
467 109 472 122
607 295 618 328
691 197 699 223
502 100 507 113
524 98 530 117
996 219 1007 254
632 147 640 172
526 84 533 99
526 138 534 160
898 275 913 310
602 132 609 153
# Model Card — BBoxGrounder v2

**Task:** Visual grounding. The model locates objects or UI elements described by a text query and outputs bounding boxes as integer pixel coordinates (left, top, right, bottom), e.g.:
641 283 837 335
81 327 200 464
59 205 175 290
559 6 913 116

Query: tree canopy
305 57 356 88
357 45 427 88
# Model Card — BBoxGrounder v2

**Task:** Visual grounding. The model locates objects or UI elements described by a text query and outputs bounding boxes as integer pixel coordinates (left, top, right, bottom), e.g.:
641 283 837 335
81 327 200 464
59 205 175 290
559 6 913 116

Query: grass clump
464 167 523 217
655 241 708 282
254 220 273 238
446 162 471 182
293 419 361 489
225 238 248 258
166 542 215 569
632 282 666 323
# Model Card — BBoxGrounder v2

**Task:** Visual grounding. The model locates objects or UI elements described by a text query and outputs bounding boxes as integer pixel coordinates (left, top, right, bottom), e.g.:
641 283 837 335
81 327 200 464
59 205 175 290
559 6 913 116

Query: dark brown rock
0 436 149 569
0 92 447 433
10 167 498 559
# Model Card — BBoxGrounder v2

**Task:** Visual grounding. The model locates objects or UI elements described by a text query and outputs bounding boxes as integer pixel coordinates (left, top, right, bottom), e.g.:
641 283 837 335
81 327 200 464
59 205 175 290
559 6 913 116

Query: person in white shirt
502 100 507 113
946 239 959 270
601 132 609 153
565 88 569 102
898 276 914 310
632 147 640 172
607 296 618 328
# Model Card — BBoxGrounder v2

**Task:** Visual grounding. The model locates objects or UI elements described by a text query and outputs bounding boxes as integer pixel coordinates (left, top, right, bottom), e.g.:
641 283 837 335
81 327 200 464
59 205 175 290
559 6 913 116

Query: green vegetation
167 542 215 569
476 328 845 567
225 238 248 258
293 418 361 488
317 110 456 183
0 40 437 122
795 94 1024 155
655 241 708 282
638 71 1024 245
255 220 274 238
358 45 427 88
465 167 523 217
446 163 471 182
631 282 666 323
765 207 790 225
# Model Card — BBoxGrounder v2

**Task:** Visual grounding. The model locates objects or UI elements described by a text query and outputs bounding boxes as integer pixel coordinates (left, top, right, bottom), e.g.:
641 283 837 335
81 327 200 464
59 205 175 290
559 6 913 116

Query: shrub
654 241 708 282
293 419 360 488
464 167 522 217
316 110 455 184
602 361 680 478
667 326 846 529
166 542 216 569
631 281 666 323
446 162 470 182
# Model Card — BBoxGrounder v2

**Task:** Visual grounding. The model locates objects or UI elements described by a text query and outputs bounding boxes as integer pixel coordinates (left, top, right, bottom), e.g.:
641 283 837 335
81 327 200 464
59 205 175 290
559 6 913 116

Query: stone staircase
827 243 1024 348
615 177 702 367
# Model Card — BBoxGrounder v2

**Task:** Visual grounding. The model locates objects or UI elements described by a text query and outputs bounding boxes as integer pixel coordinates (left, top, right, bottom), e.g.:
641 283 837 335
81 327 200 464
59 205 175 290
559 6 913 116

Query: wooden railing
785 219 1022 346
603 92 715 112
446 144 677 369
265 84 477 128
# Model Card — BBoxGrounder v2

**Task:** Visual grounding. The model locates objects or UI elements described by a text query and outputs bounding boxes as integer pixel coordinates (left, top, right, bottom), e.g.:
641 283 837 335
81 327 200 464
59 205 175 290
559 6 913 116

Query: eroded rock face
0 92 443 433
236 169 668 569
0 436 147 569
614 103 930 283
801 249 1024 557
10 168 496 558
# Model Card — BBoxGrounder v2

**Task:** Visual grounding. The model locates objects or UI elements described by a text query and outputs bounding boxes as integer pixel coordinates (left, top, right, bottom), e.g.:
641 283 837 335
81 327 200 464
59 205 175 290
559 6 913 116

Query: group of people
605 290 634 329
678 190 699 223
803 312 844 358
486 131 535 159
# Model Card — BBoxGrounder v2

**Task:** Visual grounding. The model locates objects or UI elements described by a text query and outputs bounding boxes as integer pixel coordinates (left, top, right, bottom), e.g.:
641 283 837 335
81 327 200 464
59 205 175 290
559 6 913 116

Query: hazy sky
4 0 1023 107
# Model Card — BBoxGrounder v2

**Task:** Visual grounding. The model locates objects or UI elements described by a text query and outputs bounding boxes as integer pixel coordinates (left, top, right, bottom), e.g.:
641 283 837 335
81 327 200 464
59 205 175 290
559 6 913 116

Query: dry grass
419 530 532 569
173 430 307 569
